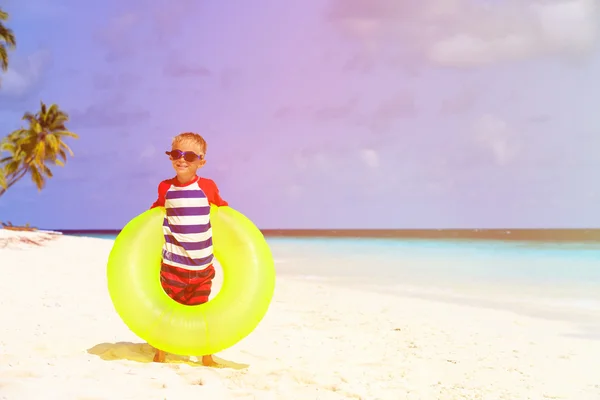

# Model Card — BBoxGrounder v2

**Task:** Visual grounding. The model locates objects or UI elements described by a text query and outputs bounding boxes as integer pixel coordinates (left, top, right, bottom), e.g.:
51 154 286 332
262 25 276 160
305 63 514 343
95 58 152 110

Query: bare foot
201 355 219 367
153 349 166 363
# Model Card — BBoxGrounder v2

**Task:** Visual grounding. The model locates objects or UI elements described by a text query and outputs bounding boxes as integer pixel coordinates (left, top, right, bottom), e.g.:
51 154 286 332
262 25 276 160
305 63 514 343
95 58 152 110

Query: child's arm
198 178 228 206
150 180 171 209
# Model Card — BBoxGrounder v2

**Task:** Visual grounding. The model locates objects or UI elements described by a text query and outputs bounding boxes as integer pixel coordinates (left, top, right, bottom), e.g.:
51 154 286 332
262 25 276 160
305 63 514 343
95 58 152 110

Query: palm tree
0 166 5 189
0 102 79 196
0 8 16 72
0 8 15 189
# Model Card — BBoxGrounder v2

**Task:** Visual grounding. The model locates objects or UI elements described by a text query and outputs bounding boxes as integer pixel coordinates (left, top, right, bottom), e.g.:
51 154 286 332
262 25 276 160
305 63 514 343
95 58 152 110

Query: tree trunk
0 167 28 197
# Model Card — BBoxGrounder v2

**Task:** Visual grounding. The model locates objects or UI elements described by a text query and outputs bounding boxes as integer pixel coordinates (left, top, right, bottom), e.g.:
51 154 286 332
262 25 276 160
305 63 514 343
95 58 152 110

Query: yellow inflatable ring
107 205 276 356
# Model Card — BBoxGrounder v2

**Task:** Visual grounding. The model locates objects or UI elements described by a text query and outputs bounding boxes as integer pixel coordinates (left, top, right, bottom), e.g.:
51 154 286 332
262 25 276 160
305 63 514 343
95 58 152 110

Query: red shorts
160 263 215 305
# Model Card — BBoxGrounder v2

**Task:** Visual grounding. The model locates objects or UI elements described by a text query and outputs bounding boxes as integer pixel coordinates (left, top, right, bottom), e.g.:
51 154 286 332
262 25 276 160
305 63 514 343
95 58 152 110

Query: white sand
0 229 61 249
0 232 599 400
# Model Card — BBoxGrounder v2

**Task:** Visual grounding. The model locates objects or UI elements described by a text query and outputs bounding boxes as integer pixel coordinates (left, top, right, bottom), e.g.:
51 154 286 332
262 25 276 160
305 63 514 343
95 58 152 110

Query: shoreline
1 232 599 399
41 231 600 325
286 274 600 334
53 228 600 242
17 230 600 325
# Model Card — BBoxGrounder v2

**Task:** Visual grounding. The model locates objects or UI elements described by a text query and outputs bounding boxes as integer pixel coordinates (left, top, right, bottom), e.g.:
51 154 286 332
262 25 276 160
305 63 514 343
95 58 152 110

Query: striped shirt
150 176 228 271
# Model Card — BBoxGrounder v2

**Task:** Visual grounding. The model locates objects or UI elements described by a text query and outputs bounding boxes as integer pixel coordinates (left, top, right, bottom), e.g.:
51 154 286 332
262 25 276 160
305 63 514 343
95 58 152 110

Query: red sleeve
198 178 228 206
150 180 171 209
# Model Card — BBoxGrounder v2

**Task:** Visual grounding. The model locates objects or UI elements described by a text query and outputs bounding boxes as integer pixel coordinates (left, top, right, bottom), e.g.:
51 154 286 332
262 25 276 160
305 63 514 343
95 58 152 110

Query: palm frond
3 160 21 175
0 9 15 73
28 164 45 191
41 164 53 178
52 130 78 139
57 148 67 163
0 45 7 71
0 24 15 47
0 102 78 196
44 133 60 152
59 142 75 157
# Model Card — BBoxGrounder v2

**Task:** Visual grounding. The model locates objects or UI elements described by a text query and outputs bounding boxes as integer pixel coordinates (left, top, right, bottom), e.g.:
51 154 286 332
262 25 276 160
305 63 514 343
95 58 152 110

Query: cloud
273 106 295 119
360 148 379 168
96 1 204 63
288 139 384 189
3 0 73 19
425 179 455 195
472 113 519 166
357 92 416 133
163 62 211 78
149 0 202 42
343 53 375 73
92 72 142 91
314 99 358 121
0 50 51 99
292 147 322 171
373 92 415 119
286 184 303 199
95 12 141 62
327 0 599 67
69 97 151 128
219 68 242 91
139 145 156 160
440 87 477 114
526 114 552 124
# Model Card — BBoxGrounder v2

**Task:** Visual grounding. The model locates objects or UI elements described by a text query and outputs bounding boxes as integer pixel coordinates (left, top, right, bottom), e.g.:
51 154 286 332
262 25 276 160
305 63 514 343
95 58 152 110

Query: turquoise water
74 233 600 285
73 234 118 240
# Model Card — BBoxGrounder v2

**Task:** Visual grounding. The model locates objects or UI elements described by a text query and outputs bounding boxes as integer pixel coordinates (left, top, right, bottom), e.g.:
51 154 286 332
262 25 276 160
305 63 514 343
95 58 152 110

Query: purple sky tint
0 0 599 229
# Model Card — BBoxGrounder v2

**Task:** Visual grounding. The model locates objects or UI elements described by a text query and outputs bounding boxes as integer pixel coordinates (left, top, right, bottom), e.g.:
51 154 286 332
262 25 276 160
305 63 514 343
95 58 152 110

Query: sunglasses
165 150 204 162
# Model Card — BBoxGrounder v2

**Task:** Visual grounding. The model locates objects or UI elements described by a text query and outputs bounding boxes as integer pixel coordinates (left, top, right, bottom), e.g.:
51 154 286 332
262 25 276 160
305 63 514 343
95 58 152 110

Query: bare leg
202 354 218 367
153 349 166 363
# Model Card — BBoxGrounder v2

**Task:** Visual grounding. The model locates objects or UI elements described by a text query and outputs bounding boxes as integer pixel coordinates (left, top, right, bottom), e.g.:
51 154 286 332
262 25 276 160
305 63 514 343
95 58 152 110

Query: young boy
150 132 228 366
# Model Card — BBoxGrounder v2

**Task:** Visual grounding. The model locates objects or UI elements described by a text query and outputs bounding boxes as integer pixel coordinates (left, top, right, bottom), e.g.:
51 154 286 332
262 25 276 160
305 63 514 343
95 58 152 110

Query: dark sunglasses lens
168 150 183 159
183 153 198 162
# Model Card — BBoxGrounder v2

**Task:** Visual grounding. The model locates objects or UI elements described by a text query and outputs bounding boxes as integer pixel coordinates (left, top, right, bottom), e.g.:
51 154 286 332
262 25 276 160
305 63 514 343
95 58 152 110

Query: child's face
170 141 206 176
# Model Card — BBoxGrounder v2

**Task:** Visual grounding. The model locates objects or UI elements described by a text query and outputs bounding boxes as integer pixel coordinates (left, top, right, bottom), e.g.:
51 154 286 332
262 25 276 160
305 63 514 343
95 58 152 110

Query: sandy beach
0 231 599 400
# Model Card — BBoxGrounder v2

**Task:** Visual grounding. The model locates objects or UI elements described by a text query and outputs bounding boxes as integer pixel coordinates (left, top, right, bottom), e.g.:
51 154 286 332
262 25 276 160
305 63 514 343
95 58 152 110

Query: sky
0 0 599 229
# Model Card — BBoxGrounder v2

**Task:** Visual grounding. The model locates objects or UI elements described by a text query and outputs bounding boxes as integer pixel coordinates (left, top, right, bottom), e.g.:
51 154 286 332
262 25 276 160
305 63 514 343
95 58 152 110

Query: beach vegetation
0 7 15 191
0 102 79 197
1 221 37 231
0 8 16 75
0 9 77 236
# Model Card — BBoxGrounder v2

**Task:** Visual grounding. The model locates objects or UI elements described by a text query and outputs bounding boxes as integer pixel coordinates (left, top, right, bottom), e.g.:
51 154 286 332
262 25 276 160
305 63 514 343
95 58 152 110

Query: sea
66 232 600 338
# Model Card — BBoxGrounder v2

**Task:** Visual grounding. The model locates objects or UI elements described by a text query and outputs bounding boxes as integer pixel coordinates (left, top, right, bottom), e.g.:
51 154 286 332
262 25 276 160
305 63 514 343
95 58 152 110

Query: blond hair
172 132 207 154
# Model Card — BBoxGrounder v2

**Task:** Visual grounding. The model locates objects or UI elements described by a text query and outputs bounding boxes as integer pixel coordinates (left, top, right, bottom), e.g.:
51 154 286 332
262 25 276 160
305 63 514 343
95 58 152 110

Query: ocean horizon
54 228 600 242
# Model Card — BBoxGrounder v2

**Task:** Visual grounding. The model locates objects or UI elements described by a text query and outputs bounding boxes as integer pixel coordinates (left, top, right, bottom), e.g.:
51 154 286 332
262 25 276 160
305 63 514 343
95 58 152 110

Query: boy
150 132 228 366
